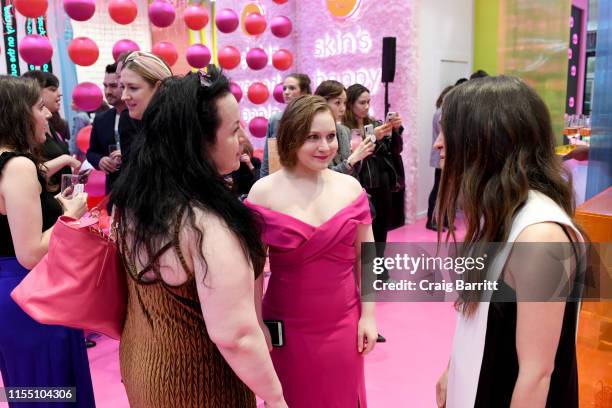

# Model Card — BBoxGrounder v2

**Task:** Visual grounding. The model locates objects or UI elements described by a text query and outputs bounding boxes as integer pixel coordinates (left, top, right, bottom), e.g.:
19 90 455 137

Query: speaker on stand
382 37 396 117
381 37 405 229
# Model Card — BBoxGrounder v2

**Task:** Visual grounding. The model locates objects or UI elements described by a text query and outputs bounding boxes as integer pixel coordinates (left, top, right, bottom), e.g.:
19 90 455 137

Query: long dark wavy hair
343 84 375 130
436 76 576 316
112 67 266 280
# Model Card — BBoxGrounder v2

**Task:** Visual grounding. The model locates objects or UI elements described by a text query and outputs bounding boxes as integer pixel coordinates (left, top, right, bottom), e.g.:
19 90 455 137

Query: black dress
41 127 71 192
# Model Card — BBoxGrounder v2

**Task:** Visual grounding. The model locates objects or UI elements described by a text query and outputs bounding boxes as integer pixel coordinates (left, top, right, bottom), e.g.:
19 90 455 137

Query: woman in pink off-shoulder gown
245 95 378 408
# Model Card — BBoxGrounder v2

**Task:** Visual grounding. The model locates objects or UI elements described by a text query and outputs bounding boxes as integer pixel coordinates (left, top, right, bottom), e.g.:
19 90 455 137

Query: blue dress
0 152 95 408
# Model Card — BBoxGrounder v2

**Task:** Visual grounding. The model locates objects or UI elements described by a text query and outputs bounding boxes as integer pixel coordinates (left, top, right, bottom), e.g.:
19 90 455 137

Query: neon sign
2 2 20 76
314 29 372 58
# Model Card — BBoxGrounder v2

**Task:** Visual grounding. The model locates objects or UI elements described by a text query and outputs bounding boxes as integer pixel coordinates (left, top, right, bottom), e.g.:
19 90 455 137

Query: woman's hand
348 137 375 164
357 314 378 354
240 153 255 170
374 122 393 141
436 366 449 408
56 192 88 219
264 398 288 408
390 114 403 130
260 322 273 352
64 155 82 172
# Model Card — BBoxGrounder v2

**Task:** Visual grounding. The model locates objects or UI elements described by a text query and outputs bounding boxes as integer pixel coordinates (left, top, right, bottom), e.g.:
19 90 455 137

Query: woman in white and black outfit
434 76 583 408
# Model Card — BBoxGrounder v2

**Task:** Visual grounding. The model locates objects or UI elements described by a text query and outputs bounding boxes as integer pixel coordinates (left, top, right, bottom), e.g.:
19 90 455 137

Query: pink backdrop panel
295 0 418 222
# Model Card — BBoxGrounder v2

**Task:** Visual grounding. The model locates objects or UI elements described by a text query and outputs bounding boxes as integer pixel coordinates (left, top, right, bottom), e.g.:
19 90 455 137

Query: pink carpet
1 218 461 407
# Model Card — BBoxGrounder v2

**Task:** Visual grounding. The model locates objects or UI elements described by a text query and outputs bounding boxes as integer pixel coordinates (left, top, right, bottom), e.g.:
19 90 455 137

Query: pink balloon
218 46 241 70
215 8 239 33
273 83 284 103
186 44 211 68
68 37 99 66
272 49 293 71
18 35 53 66
270 16 292 38
230 82 243 103
246 48 268 71
249 116 269 139
149 0 176 28
248 82 269 105
73 82 103 112
152 41 178 67
245 13 266 36
112 39 140 61
64 0 95 21
183 5 209 30
108 0 138 25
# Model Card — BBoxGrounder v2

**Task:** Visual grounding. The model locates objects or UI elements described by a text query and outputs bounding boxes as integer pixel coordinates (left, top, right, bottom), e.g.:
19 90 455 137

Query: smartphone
386 111 397 122
364 124 376 143
77 168 92 184
264 320 285 347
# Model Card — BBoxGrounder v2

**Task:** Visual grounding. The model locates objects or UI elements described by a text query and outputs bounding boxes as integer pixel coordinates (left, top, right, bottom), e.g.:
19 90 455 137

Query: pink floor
1 218 461 408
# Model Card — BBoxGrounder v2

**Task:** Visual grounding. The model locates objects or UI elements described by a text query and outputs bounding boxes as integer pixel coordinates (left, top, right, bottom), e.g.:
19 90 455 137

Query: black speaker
382 37 396 83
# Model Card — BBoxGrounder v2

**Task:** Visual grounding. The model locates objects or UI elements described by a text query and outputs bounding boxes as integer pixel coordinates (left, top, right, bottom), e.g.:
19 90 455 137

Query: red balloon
14 0 48 18
152 41 178 67
244 13 266 35
273 0 288 3
272 49 293 71
108 0 138 25
76 125 92 152
217 46 241 70
183 5 209 30
248 82 269 105
68 37 99 66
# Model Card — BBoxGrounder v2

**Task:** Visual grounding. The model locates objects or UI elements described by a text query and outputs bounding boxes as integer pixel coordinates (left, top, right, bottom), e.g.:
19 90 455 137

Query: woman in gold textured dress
112 67 287 408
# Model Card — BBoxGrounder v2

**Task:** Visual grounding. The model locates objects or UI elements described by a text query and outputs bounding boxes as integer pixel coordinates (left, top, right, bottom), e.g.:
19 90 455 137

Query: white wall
414 0 474 220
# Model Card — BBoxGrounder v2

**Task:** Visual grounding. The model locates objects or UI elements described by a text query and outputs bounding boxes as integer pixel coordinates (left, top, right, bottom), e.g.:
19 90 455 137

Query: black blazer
86 108 120 194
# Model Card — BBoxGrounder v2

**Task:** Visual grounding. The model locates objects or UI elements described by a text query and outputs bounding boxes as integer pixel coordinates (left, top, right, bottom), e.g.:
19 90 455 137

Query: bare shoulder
0 156 37 189
1 155 37 176
247 172 281 206
327 170 363 199
515 222 571 243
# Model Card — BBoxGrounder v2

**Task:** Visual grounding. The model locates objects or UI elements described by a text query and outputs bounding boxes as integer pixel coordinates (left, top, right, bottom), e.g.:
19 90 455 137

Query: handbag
10 198 126 339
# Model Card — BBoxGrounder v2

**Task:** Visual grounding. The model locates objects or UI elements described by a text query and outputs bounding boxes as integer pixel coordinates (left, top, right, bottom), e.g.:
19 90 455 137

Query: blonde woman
117 51 173 165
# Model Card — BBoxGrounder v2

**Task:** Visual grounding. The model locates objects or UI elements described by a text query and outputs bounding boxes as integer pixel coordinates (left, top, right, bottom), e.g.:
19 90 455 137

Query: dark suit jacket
86 108 120 194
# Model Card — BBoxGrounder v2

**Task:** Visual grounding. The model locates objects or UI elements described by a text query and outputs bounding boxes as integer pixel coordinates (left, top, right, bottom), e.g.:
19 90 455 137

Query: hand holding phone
264 320 285 347
364 124 376 143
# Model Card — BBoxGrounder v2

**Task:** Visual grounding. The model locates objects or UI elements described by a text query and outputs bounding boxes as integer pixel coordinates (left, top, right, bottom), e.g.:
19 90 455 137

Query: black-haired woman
113 67 286 408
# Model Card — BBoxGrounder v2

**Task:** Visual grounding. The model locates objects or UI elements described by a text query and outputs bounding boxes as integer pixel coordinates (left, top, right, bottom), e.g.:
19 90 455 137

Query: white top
446 190 582 408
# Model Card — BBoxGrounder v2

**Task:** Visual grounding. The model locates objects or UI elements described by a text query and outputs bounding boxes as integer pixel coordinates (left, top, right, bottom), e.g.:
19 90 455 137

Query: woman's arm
509 223 571 408
43 154 80 178
193 211 284 405
1 157 87 268
350 175 377 354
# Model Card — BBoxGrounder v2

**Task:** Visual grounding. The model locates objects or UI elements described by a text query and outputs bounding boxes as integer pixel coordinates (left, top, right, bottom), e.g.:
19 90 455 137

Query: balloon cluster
15 0 294 138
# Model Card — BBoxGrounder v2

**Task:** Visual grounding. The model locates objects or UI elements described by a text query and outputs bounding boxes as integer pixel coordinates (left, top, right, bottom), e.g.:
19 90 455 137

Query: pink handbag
10 206 126 339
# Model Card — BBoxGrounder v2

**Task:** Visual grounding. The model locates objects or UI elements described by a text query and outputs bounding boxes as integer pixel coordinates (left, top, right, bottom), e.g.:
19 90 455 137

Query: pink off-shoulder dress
245 190 372 408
